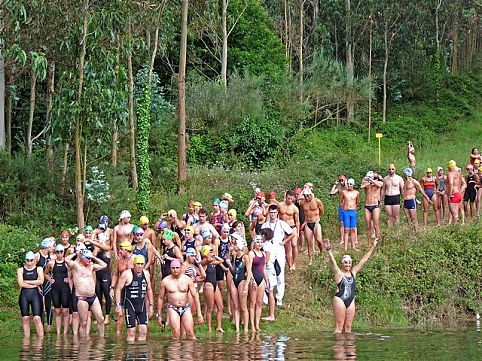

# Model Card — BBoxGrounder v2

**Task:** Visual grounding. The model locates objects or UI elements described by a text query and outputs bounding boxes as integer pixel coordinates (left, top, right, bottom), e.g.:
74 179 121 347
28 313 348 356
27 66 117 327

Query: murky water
1 322 480 361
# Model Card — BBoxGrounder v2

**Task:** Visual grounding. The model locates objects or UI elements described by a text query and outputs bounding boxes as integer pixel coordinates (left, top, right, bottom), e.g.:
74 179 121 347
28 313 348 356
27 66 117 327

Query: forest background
0 0 480 328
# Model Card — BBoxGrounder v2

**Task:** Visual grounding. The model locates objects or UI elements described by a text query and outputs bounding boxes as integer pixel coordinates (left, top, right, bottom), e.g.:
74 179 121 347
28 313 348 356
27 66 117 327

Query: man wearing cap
402 167 432 232
194 208 220 243
91 215 113 242
65 248 107 337
382 164 404 228
267 191 278 205
360 171 383 244
330 176 348 244
245 191 268 219
115 255 154 341
278 190 300 271
447 160 466 224
132 228 155 281
113 210 134 253
340 179 360 251
261 204 294 308
157 259 203 340
44 244 71 335
111 241 134 335
299 187 324 265
463 164 479 221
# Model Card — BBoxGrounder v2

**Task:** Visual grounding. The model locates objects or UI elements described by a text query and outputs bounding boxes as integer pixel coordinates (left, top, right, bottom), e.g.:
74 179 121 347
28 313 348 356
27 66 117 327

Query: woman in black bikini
323 239 378 333
248 234 269 332
201 245 228 333
227 232 252 334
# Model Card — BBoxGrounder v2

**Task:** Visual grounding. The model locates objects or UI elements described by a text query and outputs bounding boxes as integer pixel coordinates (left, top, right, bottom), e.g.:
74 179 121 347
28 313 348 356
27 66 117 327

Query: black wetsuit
464 174 477 202
133 242 149 265
95 250 112 316
37 252 53 325
51 260 71 309
335 272 356 308
123 270 148 328
19 267 43 317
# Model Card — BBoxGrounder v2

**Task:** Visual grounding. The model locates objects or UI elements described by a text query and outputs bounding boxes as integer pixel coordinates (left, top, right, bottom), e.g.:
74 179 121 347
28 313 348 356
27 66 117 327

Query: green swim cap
84 225 93 232
162 229 174 241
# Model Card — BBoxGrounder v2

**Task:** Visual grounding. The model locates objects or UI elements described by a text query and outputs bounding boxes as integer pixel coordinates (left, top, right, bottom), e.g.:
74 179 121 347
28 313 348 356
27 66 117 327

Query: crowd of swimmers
17 148 482 339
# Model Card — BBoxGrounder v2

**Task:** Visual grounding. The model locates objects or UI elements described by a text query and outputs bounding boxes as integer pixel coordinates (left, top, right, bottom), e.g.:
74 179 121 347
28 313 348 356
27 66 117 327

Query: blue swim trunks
338 206 344 223
343 209 357 229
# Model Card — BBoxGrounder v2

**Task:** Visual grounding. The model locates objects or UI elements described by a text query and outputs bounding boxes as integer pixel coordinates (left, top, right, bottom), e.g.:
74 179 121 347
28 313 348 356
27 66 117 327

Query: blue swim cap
403 167 413 177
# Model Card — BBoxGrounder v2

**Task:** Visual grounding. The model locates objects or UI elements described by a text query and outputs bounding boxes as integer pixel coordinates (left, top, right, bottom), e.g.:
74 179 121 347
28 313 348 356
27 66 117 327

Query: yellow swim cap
426 168 433 173
448 160 456 169
200 245 212 256
133 255 145 264
139 216 149 225
119 241 133 251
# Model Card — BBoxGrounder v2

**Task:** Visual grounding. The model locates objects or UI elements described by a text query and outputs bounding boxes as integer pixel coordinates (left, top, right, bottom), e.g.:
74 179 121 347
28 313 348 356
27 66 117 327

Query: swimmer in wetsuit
17 251 45 337
323 238 378 333
115 255 154 341
463 164 480 221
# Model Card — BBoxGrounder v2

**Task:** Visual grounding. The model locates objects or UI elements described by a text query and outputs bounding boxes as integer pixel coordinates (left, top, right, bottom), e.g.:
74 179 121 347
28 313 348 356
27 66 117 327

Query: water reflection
333 333 356 361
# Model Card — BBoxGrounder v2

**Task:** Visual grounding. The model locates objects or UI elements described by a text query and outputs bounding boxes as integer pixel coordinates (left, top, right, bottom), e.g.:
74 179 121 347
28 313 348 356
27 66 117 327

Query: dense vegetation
0 0 481 327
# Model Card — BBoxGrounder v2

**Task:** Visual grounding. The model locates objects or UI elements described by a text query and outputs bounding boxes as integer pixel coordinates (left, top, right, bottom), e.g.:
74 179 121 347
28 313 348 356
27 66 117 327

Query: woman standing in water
323 239 378 333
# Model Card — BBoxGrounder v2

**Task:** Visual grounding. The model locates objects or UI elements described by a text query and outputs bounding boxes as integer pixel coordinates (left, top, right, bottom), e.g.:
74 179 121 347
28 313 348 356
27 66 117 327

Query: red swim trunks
449 192 462 203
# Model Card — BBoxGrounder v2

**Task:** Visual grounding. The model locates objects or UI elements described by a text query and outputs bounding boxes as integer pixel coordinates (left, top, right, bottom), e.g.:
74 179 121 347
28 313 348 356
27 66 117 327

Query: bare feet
262 316 275 322
216 328 224 333
104 315 110 325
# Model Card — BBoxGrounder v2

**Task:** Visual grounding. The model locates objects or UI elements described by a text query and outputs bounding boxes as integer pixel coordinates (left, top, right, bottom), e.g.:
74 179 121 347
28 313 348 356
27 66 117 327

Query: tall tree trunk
0 51 5 152
368 14 373 143
75 1 89 229
345 0 354 123
61 142 70 192
383 23 389 122
284 0 289 60
6 83 12 156
221 0 228 87
112 35 121 167
435 0 442 56
299 0 304 100
127 17 138 189
46 62 55 162
178 0 189 190
27 71 37 157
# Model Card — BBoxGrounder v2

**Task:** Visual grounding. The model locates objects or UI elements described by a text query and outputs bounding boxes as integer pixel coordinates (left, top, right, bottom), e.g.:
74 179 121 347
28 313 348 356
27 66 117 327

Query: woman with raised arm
323 239 378 333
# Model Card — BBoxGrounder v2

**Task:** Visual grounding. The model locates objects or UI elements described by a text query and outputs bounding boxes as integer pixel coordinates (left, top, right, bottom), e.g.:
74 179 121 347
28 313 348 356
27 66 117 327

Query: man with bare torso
278 190 300 271
65 249 107 337
447 160 466 224
157 259 203 340
340 179 360 251
330 175 347 244
299 187 324 265
382 164 404 228
360 171 383 244
402 167 432 232
111 241 134 335
113 210 134 252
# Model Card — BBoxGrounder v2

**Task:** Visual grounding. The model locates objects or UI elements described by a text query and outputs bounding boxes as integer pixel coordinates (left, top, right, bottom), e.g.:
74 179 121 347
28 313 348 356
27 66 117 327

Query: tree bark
284 0 289 60
61 142 70 192
221 0 228 87
75 2 89 229
0 51 5 152
345 0 354 123
46 62 55 162
27 71 37 157
383 23 389 122
128 17 138 189
299 0 304 100
6 83 12 156
112 35 121 167
178 0 189 190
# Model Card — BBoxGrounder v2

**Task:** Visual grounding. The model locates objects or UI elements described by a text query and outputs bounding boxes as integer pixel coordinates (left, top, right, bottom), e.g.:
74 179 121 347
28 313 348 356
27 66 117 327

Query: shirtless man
111 241 134 335
360 171 383 244
340 179 360 251
447 160 466 224
157 259 203 340
299 187 324 265
278 190 300 271
407 140 416 170
113 210 134 252
194 208 220 243
382 164 404 228
402 168 432 232
65 249 107 337
115 255 154 341
330 175 347 244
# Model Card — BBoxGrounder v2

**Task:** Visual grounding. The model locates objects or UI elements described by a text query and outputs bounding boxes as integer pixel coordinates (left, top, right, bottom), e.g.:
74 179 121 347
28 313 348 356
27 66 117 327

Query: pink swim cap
170 259 181 268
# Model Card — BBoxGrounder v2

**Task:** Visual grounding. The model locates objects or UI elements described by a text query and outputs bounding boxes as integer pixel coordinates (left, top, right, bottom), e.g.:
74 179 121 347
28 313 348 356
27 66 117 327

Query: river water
2 323 480 360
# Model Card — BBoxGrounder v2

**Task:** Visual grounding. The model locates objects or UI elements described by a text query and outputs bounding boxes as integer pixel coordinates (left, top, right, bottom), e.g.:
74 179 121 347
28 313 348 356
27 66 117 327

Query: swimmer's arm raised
352 239 378 275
